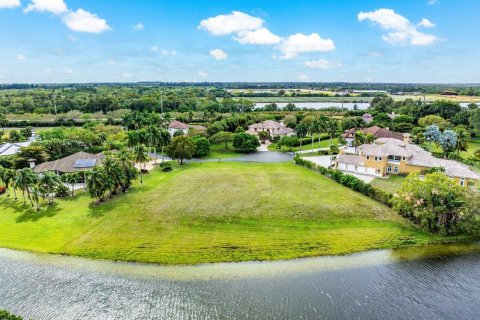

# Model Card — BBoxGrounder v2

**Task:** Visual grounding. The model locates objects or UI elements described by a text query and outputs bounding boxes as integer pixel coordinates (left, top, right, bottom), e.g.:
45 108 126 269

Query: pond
1 243 480 319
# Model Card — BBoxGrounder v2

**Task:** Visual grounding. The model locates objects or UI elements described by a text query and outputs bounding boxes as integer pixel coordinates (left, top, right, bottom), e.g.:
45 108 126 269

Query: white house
0 141 32 157
246 120 294 138
167 120 189 136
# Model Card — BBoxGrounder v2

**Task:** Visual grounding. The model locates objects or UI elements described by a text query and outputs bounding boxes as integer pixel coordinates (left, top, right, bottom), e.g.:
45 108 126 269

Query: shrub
232 132 260 152
54 183 70 198
0 309 23 320
160 162 173 172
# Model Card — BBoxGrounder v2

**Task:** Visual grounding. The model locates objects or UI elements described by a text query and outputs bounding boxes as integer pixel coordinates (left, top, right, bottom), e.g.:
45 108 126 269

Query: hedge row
294 155 393 206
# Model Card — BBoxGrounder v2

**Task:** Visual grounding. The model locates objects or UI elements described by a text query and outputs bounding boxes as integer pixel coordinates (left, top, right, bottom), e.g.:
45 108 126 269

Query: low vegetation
0 162 451 265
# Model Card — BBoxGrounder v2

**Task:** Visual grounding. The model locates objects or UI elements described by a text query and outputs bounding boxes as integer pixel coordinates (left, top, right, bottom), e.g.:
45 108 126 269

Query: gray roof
168 120 189 130
33 151 105 174
336 154 364 166
248 120 284 130
0 141 32 156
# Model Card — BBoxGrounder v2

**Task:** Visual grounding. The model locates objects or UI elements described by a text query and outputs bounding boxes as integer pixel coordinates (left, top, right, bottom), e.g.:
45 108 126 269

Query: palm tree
145 125 163 164
116 149 134 192
126 130 140 150
325 118 338 147
134 144 149 183
38 171 62 205
308 121 318 154
354 131 366 153
15 168 37 205
158 129 171 162
455 128 470 152
30 184 41 211
1 168 15 198
86 167 107 204
102 156 124 197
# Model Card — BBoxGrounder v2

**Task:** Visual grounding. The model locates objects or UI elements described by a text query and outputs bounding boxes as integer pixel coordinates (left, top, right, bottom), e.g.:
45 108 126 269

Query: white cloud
67 34 78 42
209 48 228 60
121 72 131 79
16 54 26 60
428 0 438 5
24 0 67 15
63 9 111 34
418 18 435 28
133 23 144 31
161 50 176 56
358 9 437 46
44 67 51 72
198 71 208 77
63 67 72 74
0 0 20 9
276 33 335 59
296 73 309 80
150 46 158 52
234 27 281 45
198 11 263 35
368 51 382 57
304 59 339 69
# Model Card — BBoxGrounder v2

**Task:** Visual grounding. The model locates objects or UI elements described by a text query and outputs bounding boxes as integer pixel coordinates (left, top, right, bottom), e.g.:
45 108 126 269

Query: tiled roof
248 120 284 130
33 151 105 174
336 154 364 166
168 120 189 130
342 126 403 140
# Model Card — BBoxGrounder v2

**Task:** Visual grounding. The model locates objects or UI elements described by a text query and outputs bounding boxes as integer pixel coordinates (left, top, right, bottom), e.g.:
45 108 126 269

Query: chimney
28 158 36 169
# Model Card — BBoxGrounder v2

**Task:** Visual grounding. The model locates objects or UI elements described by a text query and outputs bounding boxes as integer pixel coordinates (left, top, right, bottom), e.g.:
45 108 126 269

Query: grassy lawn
233 96 373 103
202 143 242 159
269 138 339 152
428 137 480 158
370 175 406 194
0 162 457 265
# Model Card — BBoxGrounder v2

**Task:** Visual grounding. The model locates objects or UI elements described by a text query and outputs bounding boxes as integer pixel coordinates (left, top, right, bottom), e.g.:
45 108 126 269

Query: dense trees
167 136 196 164
232 133 260 152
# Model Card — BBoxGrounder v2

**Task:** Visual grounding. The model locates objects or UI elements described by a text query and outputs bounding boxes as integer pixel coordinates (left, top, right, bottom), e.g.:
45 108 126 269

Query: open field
0 162 459 265
370 175 406 194
391 94 480 103
233 96 373 103
203 143 241 159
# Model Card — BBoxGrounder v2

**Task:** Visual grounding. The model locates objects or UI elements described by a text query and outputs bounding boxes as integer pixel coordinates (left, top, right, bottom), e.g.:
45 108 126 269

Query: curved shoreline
1 241 479 281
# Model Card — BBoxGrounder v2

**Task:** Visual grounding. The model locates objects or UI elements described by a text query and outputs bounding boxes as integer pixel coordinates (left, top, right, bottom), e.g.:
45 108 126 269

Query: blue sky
0 0 479 83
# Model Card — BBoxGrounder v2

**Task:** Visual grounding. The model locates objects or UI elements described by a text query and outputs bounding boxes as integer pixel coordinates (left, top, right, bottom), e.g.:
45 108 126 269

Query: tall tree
133 144 149 183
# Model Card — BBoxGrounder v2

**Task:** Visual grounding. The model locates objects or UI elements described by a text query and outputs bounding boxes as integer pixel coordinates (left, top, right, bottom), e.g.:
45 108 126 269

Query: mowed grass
268 138 339 152
0 162 452 265
370 175 406 194
202 143 242 159
429 137 480 158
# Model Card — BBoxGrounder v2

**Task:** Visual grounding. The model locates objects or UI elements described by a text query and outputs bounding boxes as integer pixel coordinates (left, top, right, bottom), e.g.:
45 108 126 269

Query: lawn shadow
14 202 61 223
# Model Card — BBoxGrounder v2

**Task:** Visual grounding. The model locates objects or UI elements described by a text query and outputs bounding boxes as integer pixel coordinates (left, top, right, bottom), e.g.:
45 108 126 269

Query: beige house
336 138 480 187
167 120 189 136
246 120 294 138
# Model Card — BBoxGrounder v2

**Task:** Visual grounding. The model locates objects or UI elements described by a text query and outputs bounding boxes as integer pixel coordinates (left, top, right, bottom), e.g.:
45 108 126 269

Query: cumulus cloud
198 71 208 77
209 48 228 60
24 0 67 15
198 11 263 35
418 18 435 28
150 46 158 52
133 23 144 31
304 59 339 69
234 27 281 45
276 33 335 59
63 9 111 33
358 8 437 46
0 0 20 9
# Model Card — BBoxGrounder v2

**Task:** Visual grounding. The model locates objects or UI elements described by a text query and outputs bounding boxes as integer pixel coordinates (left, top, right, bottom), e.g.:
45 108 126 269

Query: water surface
0 243 479 319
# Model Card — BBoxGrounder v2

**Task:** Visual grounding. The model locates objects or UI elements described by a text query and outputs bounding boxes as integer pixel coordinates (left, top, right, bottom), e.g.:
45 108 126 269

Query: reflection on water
0 243 479 319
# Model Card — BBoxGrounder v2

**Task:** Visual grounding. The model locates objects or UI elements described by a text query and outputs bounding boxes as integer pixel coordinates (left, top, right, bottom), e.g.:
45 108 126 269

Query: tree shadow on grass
87 200 111 218
12 201 61 223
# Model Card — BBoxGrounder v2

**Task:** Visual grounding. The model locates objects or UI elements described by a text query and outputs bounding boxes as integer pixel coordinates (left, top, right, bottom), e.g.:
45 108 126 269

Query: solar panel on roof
73 159 97 168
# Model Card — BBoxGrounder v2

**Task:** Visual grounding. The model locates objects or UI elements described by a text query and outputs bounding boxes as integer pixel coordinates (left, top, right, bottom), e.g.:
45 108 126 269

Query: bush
232 132 260 152
0 309 23 320
192 136 210 157
54 183 70 198
294 155 392 207
160 162 173 172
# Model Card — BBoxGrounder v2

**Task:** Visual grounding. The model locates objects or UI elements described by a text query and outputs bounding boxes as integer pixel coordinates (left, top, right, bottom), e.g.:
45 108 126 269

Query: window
387 166 392 172
394 166 399 173
402 157 406 161
394 156 401 161
366 155 370 160
460 178 465 187
388 155 394 160
376 169 381 174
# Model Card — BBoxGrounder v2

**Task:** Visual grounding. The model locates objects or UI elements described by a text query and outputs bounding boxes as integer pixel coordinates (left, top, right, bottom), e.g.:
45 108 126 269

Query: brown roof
33 151 105 174
342 126 403 140
168 120 189 130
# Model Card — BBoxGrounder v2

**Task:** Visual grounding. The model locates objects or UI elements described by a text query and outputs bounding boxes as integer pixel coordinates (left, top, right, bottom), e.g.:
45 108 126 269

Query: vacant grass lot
0 162 456 264
370 175 406 194
268 138 339 152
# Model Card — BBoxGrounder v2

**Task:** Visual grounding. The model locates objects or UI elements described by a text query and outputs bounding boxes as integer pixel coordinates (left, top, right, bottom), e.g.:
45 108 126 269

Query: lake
1 243 480 319
254 102 370 110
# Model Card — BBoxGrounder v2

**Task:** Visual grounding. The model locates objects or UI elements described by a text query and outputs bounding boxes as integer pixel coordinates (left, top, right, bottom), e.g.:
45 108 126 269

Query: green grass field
234 96 373 103
428 137 480 158
203 143 242 159
0 162 458 265
268 138 339 152
370 175 406 194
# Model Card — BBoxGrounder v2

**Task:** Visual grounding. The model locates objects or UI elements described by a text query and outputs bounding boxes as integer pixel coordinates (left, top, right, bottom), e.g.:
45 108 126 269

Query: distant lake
1 243 480 319
254 102 370 110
